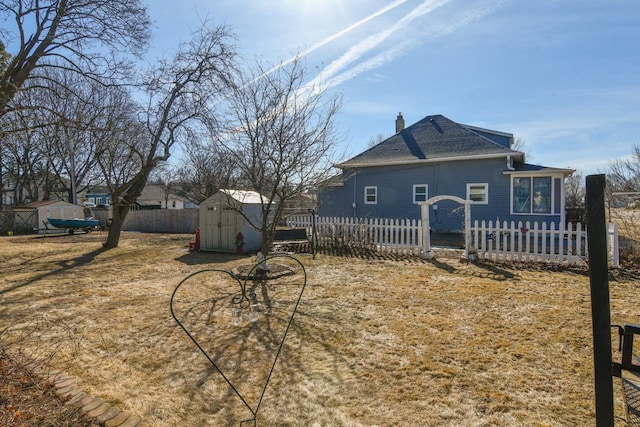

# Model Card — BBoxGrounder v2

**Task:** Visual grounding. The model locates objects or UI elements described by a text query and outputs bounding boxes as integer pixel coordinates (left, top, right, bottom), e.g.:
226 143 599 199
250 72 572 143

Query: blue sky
148 0 640 176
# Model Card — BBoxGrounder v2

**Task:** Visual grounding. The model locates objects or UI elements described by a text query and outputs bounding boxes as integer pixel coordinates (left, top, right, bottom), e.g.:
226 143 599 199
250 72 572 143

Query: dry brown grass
0 232 639 426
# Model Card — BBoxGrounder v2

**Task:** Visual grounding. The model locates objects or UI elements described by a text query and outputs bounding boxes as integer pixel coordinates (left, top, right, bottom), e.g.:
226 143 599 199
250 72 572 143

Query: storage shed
13 200 81 233
199 190 268 253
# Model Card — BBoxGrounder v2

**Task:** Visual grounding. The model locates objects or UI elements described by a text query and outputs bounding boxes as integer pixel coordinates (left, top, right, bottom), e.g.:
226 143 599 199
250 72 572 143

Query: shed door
220 206 238 251
204 202 239 251
204 205 218 251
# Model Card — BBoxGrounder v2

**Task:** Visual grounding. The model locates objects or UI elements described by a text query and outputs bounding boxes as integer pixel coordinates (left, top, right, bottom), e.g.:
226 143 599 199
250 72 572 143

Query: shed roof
219 189 267 204
337 114 523 168
14 200 75 209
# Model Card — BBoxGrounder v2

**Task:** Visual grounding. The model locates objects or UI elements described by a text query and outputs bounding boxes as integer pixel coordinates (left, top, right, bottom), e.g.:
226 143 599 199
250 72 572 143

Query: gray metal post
586 174 614 427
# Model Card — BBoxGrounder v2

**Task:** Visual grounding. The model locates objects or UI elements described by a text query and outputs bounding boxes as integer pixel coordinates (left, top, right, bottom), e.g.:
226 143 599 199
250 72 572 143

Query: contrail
314 0 451 84
316 0 509 90
249 0 409 84
299 0 409 59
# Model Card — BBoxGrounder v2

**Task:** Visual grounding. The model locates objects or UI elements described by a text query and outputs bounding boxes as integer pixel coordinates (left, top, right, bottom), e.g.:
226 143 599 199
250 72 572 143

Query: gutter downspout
352 171 357 220
506 155 515 171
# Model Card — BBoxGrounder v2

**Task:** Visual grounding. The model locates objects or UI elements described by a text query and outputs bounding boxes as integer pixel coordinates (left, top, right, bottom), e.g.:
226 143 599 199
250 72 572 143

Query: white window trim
412 184 428 204
364 186 377 205
510 175 562 215
466 183 488 205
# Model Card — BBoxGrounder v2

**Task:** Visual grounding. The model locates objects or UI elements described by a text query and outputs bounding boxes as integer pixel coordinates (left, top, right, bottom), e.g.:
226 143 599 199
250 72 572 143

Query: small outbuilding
199 190 269 253
13 200 81 233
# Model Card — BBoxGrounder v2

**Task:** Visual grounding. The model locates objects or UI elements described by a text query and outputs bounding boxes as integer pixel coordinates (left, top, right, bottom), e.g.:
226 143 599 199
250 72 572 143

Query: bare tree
608 144 640 193
98 24 237 248
0 85 63 205
607 144 640 259
565 169 585 208
174 136 242 204
1 123 52 204
512 137 532 160
36 67 109 202
218 56 342 255
0 0 150 118
1 65 134 208
367 133 388 148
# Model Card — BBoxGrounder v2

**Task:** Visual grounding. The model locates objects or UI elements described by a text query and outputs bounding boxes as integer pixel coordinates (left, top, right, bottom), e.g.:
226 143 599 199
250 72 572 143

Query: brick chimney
395 112 405 133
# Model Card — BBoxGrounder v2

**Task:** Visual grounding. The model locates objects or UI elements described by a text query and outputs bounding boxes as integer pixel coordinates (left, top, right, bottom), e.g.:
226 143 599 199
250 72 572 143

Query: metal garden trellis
170 254 308 426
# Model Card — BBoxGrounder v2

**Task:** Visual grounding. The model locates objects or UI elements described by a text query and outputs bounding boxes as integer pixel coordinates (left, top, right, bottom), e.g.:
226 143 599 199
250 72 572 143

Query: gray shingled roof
338 114 523 168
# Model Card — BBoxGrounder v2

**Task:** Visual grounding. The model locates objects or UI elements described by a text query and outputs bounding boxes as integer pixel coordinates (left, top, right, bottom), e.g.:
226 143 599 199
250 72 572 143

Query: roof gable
338 114 522 168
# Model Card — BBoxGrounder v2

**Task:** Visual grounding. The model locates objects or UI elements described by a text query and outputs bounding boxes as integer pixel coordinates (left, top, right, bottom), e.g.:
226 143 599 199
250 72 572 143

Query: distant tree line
0 1 342 251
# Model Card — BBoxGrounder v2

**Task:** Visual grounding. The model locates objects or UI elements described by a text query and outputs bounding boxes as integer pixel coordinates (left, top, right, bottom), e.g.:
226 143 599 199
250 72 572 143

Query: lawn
0 232 638 426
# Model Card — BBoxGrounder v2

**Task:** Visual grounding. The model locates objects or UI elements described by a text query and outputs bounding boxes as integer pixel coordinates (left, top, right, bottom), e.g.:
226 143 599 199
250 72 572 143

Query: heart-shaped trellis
170 254 307 426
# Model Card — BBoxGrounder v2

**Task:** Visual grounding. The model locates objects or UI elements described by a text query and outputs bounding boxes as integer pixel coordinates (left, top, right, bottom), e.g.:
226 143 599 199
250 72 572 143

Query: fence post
609 223 619 268
420 202 434 259
586 174 614 427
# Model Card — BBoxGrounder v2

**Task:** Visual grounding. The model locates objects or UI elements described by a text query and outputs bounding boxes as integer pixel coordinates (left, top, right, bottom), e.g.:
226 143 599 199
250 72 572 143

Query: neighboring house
318 113 573 233
84 186 112 207
87 184 198 210
86 184 188 210
135 184 186 210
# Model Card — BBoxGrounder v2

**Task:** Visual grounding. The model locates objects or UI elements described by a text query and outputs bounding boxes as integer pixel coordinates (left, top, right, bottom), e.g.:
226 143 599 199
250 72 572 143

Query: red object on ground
189 228 200 251
235 232 245 254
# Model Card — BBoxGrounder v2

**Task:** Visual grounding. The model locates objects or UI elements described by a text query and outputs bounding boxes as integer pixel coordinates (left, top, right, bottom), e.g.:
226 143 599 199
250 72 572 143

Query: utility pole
67 140 77 205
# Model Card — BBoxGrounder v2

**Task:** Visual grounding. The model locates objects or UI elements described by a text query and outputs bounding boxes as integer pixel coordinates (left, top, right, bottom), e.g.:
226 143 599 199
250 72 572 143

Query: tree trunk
104 204 130 248
260 226 270 257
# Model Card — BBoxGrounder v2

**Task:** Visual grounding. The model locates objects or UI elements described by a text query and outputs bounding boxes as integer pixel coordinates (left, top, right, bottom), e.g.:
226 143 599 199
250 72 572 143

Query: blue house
318 113 574 233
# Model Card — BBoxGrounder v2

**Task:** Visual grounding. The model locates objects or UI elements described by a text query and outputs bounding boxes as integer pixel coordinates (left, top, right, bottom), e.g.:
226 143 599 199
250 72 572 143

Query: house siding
319 158 564 232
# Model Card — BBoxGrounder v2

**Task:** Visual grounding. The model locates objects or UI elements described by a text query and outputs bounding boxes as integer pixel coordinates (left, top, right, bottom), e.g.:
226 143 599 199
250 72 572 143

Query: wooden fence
286 215 620 267
116 209 199 234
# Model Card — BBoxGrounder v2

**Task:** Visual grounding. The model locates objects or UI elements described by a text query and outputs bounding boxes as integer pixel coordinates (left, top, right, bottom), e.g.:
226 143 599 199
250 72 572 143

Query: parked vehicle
47 207 99 234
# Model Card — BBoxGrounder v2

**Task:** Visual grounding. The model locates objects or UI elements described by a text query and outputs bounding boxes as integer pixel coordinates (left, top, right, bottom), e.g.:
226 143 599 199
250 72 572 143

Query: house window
513 176 552 214
466 183 488 204
413 184 428 204
364 186 377 204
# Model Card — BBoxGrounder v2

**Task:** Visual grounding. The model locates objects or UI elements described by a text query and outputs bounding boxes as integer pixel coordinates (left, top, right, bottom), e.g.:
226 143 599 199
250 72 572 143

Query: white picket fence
286 215 620 267
471 220 619 267
288 216 423 255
